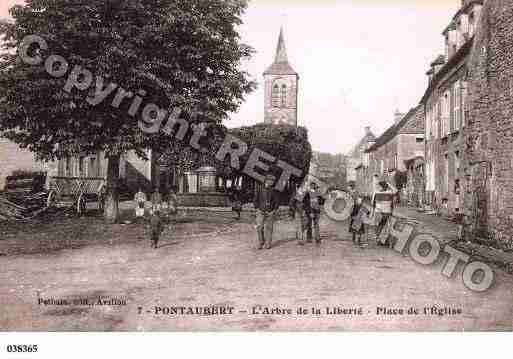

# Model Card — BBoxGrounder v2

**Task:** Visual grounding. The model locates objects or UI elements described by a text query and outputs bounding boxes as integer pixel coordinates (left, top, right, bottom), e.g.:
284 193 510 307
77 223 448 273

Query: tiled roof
349 131 376 157
365 105 424 153
421 38 473 104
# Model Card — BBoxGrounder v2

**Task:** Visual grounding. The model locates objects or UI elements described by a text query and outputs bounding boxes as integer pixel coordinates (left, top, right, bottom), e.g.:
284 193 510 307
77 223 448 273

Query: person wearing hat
151 186 162 215
306 182 325 244
289 183 309 245
371 175 398 246
253 174 280 250
134 185 147 222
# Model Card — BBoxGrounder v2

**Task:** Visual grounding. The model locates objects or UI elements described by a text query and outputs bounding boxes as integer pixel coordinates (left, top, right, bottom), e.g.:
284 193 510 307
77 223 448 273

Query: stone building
363 106 425 197
347 126 376 189
462 0 513 246
263 28 299 126
421 0 483 215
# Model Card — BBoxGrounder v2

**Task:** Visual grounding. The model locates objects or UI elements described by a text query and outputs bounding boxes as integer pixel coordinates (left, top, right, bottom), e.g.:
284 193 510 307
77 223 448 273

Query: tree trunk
104 155 120 224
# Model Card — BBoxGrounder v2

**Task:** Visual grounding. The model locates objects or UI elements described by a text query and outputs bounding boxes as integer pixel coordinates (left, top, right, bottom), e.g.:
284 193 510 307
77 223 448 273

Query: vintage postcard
0 0 512 338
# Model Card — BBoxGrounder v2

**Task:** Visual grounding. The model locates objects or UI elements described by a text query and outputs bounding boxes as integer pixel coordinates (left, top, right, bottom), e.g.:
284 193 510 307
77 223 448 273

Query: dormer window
469 11 475 35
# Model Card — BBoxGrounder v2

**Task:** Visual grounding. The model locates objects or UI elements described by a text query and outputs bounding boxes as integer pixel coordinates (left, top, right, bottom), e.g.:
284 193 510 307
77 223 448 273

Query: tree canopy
0 0 256 160
228 123 312 183
159 123 312 184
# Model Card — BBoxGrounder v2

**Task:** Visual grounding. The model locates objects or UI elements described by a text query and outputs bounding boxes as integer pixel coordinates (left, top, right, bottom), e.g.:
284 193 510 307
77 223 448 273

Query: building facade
263 28 299 126
347 126 376 188
422 0 483 215
363 106 425 198
462 0 513 246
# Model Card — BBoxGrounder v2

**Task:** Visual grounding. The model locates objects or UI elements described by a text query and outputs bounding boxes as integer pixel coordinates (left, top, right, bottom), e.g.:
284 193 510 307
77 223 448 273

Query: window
272 84 280 107
444 154 449 194
455 151 460 175
281 85 287 107
453 81 461 131
469 12 475 36
426 107 431 139
461 81 467 127
416 137 424 143
441 92 450 137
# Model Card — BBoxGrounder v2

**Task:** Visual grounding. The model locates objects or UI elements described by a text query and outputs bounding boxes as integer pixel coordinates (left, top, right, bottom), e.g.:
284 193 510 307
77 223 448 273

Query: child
289 185 309 245
454 208 465 241
134 187 147 222
150 210 164 249
229 185 243 220
351 197 371 246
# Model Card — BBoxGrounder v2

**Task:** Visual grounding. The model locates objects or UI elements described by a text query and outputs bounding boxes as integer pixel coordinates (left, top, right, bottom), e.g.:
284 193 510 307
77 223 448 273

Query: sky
1 0 460 154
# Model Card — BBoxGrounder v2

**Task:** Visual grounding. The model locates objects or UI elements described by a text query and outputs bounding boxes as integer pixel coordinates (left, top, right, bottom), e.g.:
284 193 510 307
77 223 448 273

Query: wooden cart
47 177 106 215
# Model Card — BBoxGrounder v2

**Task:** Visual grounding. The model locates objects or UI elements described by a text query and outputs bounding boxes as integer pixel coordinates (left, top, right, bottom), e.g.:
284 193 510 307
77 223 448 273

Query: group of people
134 186 179 249
236 173 400 251
252 174 325 250
137 173 399 251
347 175 398 247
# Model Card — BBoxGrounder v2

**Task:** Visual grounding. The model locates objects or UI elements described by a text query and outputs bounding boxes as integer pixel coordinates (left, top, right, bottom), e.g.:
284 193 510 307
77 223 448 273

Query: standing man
230 184 244 220
307 182 325 245
151 186 162 215
168 186 179 219
347 183 359 234
134 186 147 222
289 183 308 245
372 177 398 246
253 174 280 250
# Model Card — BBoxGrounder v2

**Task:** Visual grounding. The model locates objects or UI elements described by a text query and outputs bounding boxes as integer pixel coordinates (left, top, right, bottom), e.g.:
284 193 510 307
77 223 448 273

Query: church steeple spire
263 27 297 76
274 27 288 63
263 27 299 126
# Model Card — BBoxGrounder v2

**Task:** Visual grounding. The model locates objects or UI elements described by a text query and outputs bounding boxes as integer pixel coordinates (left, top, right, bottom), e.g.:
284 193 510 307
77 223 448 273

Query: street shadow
156 241 180 249
270 237 298 249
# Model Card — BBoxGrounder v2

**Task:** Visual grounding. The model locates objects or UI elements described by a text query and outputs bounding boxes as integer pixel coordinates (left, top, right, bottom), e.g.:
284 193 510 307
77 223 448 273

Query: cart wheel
47 190 57 208
77 194 87 216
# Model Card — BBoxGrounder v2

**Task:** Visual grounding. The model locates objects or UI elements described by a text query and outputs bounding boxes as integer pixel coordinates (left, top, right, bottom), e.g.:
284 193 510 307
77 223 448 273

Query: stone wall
264 74 298 126
463 0 513 247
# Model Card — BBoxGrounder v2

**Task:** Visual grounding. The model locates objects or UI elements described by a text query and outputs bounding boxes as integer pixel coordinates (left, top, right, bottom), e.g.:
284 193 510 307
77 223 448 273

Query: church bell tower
263 28 299 126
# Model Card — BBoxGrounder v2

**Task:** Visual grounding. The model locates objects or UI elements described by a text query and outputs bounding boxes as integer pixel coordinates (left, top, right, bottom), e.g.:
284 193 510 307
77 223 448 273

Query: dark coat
150 214 163 235
253 185 280 212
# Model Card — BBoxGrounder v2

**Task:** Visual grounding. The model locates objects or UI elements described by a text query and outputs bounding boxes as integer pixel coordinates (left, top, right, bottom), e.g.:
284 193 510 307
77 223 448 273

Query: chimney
364 126 371 135
394 110 404 125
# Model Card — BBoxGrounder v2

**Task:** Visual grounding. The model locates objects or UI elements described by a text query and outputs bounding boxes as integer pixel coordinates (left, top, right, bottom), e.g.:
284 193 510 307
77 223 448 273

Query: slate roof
263 27 298 76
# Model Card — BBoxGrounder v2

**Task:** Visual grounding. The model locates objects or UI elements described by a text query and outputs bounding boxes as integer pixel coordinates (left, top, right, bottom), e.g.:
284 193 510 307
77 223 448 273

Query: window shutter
455 81 461 131
461 81 467 127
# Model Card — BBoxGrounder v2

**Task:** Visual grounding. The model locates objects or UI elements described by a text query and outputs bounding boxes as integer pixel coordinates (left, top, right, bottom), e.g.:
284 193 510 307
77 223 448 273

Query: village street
1 207 512 331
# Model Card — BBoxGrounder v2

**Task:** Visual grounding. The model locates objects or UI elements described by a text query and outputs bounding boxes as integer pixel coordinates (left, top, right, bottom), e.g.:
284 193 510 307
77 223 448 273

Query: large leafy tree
226 123 311 202
0 0 255 222
158 123 312 202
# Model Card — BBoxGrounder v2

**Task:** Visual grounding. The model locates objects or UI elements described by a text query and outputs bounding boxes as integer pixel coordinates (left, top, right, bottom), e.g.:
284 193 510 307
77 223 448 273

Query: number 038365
6 344 38 353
